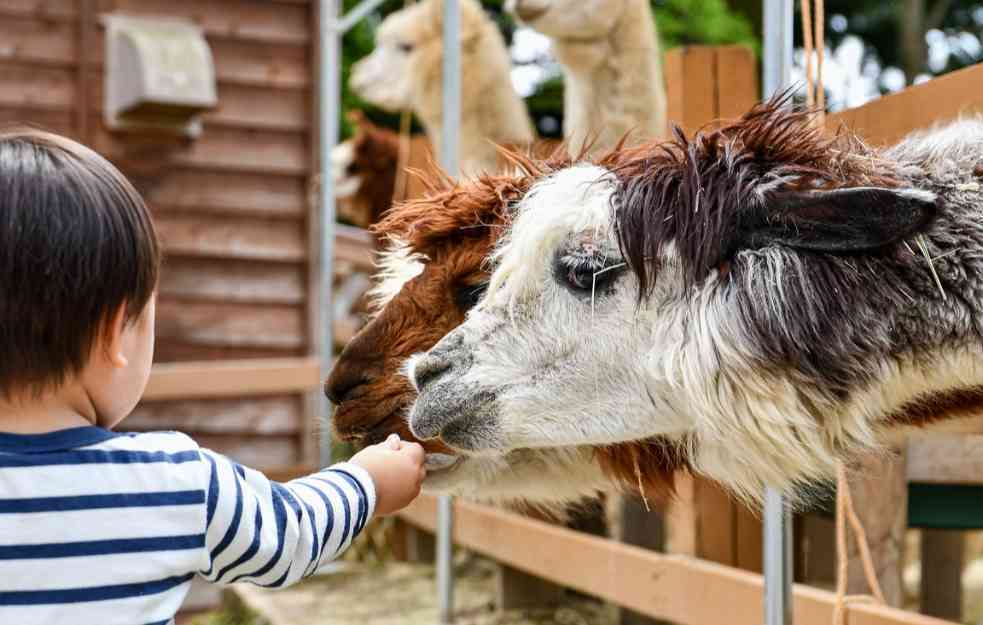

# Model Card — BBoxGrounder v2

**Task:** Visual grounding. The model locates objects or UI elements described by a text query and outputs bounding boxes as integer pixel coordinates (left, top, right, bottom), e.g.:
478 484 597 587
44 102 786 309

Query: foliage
653 0 757 51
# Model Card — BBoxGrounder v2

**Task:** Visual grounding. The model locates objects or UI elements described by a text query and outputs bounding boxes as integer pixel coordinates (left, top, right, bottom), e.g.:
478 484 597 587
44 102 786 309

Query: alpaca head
405 99 980 501
326 146 683 503
350 0 505 117
505 0 626 39
326 155 612 503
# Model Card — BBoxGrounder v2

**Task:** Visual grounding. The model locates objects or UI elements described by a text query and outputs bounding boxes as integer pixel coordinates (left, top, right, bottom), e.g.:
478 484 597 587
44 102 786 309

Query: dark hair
0 128 160 398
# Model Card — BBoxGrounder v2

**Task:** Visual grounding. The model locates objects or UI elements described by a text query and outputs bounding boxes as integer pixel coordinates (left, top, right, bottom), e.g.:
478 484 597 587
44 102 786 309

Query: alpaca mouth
424 453 462 472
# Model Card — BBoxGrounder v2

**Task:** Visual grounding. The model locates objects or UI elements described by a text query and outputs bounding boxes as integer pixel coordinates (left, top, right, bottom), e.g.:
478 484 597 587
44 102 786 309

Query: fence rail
398 495 950 625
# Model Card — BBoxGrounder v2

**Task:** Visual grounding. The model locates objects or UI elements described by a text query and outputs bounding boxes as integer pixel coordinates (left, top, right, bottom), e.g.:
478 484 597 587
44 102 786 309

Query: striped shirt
0 426 376 625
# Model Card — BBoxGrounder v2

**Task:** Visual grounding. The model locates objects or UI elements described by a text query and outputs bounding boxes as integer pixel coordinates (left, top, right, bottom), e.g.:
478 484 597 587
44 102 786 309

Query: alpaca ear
742 187 938 253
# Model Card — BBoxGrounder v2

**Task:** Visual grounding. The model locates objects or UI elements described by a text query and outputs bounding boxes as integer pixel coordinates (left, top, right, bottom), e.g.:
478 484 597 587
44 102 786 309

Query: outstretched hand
350 434 426 515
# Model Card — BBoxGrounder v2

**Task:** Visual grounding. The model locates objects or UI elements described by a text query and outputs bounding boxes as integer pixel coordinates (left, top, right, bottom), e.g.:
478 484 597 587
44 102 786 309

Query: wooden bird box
102 14 217 137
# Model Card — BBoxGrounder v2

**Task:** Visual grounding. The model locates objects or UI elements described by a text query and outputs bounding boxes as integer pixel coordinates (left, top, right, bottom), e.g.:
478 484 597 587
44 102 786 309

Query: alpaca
325 146 682 503
405 98 983 503
349 0 535 176
506 0 667 152
330 111 432 228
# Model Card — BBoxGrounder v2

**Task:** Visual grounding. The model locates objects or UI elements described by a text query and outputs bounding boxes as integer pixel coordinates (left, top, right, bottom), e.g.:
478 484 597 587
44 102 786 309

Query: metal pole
761 2 794 625
436 1 460 624
318 0 342 468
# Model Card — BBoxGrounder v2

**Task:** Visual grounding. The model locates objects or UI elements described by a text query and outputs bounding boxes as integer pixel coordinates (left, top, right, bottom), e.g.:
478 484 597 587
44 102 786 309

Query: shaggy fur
327 144 683 502
350 0 534 176
331 112 406 228
405 101 983 504
506 0 667 151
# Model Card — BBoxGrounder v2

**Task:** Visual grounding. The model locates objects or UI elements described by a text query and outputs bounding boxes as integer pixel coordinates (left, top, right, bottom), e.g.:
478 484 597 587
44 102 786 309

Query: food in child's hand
350 434 426 515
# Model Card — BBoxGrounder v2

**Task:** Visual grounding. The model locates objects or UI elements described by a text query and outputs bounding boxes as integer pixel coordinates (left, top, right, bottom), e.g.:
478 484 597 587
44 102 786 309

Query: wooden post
613 495 668 625
919 529 963 620
390 518 437 563
845 452 908 607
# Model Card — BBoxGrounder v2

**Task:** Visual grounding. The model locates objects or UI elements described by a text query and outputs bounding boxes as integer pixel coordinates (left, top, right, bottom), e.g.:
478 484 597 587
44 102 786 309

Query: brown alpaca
326 145 684 503
331 112 433 229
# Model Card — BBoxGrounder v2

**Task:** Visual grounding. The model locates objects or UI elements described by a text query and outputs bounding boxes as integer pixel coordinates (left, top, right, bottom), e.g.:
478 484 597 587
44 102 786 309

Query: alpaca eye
397 42 414 53
555 251 625 295
453 282 488 312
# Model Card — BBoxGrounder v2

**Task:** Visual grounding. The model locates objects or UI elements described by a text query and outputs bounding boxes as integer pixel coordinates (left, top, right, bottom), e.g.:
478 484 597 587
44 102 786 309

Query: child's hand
350 434 426 515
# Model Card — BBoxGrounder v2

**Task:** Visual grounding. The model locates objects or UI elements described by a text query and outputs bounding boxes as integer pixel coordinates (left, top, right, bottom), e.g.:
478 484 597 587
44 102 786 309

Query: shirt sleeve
196 448 376 588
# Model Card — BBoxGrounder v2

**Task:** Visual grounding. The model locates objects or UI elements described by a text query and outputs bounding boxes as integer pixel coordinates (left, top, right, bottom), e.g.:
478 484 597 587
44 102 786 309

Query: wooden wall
0 0 323 470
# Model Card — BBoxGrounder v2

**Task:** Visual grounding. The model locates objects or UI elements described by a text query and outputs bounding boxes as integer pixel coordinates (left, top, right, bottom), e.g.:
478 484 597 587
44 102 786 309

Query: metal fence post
761 2 794 625
436 1 461 624
318 0 342 468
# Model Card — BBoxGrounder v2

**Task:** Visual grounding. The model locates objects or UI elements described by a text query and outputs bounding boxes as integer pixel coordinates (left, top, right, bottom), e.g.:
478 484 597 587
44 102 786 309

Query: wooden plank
155 213 306 263
154 341 301 363
138 169 306 218
159 258 306 305
0 15 75 66
93 126 310 176
830 62 983 146
128 395 301 434
399 495 953 625
714 46 759 121
663 46 718 135
109 0 310 45
0 108 74 135
142 358 320 400
907 434 983 484
0 0 76 19
919 529 963 620
846 453 907 606
190 434 298 469
0 62 74 110
156 300 306 350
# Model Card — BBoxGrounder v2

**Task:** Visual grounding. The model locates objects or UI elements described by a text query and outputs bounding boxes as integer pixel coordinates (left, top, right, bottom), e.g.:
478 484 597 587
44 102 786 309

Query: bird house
103 14 217 137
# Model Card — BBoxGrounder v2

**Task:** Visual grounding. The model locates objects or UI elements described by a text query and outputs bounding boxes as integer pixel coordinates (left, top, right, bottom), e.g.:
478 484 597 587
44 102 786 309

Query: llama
506 0 667 152
325 146 682 503
350 0 535 176
405 99 983 503
330 111 432 228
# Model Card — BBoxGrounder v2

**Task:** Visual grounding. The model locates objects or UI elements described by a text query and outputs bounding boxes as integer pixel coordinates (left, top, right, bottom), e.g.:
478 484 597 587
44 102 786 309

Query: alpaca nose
412 354 452 391
324 365 366 405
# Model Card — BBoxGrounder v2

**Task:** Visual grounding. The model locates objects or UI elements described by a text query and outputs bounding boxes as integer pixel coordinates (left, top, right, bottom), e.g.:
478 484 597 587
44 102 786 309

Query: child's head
0 128 160 426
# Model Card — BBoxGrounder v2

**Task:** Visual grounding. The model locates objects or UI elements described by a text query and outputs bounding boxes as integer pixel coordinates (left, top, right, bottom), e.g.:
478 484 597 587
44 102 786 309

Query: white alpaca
350 0 535 176
506 0 667 151
404 103 983 504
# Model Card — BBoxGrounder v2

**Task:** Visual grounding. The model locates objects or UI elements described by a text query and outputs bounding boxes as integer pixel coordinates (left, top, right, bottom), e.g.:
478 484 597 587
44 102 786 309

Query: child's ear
102 304 130 369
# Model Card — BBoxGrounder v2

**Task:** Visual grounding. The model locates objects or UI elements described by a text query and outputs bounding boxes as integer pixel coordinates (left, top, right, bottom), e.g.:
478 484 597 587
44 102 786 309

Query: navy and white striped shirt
0 426 376 625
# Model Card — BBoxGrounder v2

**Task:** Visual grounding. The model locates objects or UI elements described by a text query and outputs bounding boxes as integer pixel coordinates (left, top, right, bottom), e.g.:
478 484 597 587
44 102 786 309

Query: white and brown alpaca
506 0 667 151
330 111 433 228
350 0 535 176
406 99 983 503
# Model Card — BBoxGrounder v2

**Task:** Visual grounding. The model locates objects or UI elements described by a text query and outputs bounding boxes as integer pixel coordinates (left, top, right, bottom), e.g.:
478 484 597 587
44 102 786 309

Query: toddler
0 129 426 625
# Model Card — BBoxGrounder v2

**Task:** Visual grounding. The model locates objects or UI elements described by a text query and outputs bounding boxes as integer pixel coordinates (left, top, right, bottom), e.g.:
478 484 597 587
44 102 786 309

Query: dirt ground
190 556 615 625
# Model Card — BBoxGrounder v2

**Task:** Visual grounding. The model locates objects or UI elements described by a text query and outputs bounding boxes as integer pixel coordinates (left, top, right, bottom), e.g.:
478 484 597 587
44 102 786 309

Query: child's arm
197 436 425 588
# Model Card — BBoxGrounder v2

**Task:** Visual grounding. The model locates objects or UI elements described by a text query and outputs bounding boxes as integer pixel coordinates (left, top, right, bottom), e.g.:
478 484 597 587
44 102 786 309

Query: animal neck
550 0 667 152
